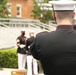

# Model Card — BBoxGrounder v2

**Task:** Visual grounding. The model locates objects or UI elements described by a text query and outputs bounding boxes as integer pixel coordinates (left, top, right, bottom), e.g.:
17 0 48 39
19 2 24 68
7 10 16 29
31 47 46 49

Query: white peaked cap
49 0 76 11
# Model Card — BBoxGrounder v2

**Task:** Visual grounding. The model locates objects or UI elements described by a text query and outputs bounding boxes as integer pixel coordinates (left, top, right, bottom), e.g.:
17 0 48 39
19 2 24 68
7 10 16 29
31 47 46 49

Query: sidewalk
0 68 44 75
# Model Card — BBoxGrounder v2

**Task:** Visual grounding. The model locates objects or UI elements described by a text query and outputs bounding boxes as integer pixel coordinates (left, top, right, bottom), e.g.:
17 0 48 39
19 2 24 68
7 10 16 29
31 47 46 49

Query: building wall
8 0 34 19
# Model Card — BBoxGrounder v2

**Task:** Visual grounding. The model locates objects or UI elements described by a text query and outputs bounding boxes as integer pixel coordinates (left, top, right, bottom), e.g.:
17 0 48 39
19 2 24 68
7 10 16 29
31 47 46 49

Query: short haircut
55 10 73 20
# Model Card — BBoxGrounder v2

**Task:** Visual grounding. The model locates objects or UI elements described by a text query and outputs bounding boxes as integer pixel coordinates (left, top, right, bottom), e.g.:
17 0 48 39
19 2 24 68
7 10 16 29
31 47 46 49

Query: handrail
0 18 56 31
0 22 10 28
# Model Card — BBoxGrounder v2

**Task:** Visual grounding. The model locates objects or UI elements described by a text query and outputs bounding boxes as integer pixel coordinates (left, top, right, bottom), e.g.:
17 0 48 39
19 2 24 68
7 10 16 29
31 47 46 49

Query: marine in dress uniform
16 31 27 70
26 32 38 75
30 0 76 75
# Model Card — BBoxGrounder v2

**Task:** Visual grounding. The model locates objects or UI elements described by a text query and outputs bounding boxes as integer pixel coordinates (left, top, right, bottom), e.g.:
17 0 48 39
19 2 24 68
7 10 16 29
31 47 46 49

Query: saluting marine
30 0 76 75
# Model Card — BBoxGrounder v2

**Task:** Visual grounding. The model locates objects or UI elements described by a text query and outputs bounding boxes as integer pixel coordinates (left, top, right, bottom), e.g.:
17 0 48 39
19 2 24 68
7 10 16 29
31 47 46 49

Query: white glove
20 44 25 48
26 51 28 54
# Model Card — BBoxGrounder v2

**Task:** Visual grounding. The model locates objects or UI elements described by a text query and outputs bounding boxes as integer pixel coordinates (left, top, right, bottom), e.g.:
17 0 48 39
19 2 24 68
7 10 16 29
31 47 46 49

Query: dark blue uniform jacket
30 25 76 75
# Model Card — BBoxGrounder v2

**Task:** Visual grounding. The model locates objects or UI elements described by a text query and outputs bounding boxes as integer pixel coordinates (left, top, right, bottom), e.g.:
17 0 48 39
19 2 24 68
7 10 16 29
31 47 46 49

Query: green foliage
44 0 50 3
31 0 41 19
32 0 53 23
0 48 18 68
41 10 54 23
0 48 42 70
0 0 10 18
0 0 8 4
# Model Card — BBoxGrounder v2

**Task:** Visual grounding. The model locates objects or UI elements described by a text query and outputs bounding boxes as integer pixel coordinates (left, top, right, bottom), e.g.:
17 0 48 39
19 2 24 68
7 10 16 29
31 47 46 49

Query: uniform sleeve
26 39 29 50
16 37 20 44
30 32 48 60
30 38 40 60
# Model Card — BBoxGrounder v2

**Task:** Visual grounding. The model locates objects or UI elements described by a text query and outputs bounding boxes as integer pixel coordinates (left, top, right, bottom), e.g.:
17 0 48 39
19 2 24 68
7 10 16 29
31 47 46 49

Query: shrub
0 48 18 68
0 48 41 70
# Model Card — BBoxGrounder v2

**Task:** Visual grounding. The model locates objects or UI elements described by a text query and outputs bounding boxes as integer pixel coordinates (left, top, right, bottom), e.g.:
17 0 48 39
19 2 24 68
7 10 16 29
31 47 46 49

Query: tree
0 0 9 18
41 10 53 23
32 0 53 23
31 0 41 19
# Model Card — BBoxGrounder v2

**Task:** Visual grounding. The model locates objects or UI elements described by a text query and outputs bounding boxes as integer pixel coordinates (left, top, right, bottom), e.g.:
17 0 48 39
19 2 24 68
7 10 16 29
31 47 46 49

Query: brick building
7 0 34 19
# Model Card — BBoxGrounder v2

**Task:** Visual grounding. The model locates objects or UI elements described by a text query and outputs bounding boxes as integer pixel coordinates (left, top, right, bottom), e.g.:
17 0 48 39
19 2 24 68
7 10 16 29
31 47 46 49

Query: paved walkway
0 68 44 75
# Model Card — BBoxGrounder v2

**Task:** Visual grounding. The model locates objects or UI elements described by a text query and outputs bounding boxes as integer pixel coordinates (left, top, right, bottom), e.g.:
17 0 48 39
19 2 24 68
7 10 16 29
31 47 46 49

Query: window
16 4 22 17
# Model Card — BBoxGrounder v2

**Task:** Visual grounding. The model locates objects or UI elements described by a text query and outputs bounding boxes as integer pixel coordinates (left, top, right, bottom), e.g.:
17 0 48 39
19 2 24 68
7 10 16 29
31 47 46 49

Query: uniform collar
56 25 73 30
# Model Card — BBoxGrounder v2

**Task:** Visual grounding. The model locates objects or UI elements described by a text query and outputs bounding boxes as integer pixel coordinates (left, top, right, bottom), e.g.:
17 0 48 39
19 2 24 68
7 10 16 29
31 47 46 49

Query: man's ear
72 12 75 18
52 11 55 19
